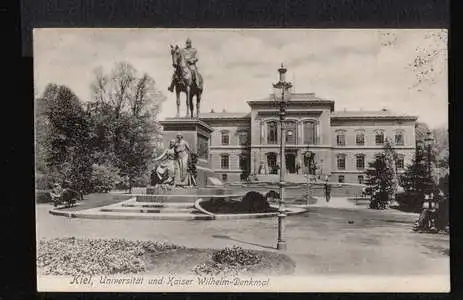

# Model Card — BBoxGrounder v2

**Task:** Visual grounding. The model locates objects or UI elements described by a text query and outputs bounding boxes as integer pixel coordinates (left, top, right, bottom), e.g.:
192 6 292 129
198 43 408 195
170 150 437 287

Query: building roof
331 109 418 120
248 92 335 103
199 112 251 120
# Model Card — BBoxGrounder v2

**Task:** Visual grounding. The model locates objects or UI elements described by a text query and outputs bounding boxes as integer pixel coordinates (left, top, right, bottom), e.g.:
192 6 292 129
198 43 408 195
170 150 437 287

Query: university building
199 92 417 184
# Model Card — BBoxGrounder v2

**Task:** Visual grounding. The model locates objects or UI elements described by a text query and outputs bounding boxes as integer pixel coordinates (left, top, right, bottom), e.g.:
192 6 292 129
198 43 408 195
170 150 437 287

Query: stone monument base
159 117 222 188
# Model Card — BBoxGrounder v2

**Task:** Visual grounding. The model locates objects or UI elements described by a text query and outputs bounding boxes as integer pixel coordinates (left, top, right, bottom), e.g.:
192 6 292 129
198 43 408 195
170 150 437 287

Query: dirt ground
36 203 449 277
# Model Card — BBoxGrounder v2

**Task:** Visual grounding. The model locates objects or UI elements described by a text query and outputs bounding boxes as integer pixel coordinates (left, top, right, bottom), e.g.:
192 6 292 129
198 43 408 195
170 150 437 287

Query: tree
88 62 165 190
42 84 93 192
398 143 433 211
383 138 399 197
365 154 395 209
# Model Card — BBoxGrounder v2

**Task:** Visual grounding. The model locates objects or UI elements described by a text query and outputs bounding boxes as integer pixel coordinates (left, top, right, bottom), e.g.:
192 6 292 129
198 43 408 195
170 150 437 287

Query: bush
212 246 262 266
36 190 52 203
241 191 270 212
396 192 423 212
35 173 52 190
90 163 121 193
369 191 390 209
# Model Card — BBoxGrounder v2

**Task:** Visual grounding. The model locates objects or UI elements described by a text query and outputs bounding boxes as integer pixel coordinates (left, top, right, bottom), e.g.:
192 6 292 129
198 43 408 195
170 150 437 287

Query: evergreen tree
399 142 433 211
383 138 399 197
365 154 395 209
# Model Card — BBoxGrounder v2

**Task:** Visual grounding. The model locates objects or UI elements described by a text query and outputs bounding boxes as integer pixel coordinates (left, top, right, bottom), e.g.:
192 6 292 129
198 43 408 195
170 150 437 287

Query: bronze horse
170 45 203 119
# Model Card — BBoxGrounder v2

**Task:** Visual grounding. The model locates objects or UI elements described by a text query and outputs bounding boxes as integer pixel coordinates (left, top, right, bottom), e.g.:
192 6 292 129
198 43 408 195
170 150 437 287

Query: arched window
285 121 297 144
267 152 278 174
394 131 404 146
267 121 278 144
220 154 230 169
221 130 230 145
356 154 365 169
375 130 385 145
337 154 346 170
303 151 316 175
356 131 365 145
303 121 316 144
336 131 346 146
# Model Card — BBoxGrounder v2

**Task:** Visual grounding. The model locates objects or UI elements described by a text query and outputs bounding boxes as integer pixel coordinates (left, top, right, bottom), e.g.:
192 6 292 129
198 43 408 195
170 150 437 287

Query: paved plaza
36 201 449 277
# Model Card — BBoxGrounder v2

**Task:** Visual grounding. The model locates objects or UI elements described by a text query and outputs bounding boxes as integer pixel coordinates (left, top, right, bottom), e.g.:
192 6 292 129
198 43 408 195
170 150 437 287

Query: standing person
174 133 191 182
325 179 331 202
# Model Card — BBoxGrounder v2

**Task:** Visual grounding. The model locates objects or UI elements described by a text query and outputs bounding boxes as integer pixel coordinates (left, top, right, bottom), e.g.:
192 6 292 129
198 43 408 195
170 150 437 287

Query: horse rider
168 38 199 92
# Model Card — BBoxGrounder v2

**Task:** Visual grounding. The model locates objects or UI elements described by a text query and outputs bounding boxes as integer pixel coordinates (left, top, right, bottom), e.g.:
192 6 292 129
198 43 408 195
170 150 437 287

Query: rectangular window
375 133 384 145
337 155 346 170
356 155 365 169
337 134 345 146
397 157 405 169
221 155 229 169
238 131 248 145
356 133 365 145
221 174 228 181
221 132 229 145
338 175 345 183
395 133 404 145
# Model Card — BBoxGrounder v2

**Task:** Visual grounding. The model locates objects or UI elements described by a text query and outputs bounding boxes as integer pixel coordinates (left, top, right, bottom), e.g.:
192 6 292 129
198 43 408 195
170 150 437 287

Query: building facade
199 93 417 184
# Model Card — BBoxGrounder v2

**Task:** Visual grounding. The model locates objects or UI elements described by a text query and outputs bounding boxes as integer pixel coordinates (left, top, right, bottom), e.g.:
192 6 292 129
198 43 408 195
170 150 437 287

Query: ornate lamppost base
277 241 287 250
277 212 287 250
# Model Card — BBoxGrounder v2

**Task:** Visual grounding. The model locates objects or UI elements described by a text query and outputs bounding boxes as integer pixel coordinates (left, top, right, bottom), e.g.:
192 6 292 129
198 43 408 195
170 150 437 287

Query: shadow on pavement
212 234 276 250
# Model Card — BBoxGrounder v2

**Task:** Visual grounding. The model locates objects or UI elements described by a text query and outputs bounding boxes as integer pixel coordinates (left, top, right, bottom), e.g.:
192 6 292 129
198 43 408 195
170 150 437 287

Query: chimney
222 109 226 113
210 109 214 113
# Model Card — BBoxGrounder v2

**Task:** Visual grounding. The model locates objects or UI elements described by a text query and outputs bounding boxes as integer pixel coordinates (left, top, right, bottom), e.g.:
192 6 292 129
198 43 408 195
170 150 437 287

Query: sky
33 28 448 128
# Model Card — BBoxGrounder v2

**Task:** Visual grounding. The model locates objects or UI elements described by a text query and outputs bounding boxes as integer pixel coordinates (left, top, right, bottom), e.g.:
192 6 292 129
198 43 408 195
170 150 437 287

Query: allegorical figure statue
169 38 204 119
174 133 191 183
152 139 177 186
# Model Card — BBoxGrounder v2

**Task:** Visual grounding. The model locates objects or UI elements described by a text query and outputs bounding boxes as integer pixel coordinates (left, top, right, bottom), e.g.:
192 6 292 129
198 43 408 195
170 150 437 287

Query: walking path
36 203 449 277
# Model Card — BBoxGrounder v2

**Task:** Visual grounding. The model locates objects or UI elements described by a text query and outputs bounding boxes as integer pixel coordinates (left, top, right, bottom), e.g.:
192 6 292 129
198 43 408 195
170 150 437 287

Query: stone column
316 120 320 145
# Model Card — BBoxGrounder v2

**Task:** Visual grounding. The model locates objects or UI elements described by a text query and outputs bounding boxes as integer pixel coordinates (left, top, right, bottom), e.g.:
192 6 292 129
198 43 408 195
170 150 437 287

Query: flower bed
193 246 295 276
37 238 183 275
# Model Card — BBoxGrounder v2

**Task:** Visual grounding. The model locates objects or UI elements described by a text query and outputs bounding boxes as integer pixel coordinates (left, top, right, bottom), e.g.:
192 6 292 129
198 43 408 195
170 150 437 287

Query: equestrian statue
169 38 204 119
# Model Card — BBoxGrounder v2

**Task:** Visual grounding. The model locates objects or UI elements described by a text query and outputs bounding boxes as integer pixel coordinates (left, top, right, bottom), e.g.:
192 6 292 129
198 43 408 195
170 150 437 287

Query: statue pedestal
160 118 219 187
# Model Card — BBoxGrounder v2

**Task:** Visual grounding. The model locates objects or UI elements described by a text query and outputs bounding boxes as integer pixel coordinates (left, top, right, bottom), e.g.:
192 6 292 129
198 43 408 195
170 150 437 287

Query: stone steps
121 202 194 208
100 207 199 214
50 209 214 220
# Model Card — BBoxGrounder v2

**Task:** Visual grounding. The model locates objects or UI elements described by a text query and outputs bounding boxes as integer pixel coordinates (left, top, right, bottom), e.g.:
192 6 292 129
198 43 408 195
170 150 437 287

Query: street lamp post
273 63 293 251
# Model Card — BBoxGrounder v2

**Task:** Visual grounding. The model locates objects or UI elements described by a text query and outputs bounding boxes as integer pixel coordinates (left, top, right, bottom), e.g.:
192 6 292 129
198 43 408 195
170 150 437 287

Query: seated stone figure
152 140 176 186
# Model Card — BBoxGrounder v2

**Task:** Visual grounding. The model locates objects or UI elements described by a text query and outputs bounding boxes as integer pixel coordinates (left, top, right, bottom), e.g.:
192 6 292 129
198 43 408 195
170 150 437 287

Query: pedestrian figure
325 182 331 202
